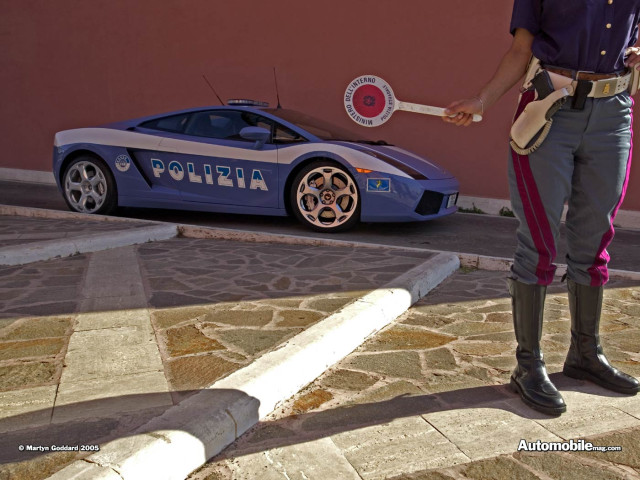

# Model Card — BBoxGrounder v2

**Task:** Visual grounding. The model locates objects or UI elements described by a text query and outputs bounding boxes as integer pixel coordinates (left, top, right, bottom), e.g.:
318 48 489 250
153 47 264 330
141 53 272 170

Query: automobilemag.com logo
518 439 622 453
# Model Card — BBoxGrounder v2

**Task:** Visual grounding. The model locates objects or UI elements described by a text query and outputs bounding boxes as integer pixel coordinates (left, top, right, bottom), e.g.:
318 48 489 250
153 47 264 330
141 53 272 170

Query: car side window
183 110 274 142
273 124 306 144
139 113 191 133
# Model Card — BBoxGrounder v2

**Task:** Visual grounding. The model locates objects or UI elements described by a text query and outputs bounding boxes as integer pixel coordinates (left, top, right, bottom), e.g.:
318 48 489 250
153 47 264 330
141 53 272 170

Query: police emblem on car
115 154 131 172
52 99 459 232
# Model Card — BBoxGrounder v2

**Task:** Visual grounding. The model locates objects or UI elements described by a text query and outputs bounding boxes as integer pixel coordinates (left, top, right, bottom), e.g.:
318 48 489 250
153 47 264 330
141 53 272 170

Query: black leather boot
508 278 566 415
563 279 639 394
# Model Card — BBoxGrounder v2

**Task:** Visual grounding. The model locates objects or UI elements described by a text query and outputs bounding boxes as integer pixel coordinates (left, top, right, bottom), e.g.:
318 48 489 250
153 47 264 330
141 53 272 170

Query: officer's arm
444 28 534 127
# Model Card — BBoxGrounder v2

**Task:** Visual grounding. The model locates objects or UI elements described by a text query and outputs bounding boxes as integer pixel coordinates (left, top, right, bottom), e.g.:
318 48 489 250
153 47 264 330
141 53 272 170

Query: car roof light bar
227 99 270 107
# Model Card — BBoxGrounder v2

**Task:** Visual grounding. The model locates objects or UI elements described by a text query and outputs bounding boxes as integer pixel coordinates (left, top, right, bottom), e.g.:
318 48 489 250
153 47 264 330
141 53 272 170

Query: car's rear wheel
62 156 117 215
290 160 360 232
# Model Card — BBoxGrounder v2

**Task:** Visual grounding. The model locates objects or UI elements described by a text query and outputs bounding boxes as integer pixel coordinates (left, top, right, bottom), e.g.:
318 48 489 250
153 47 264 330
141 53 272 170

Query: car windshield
264 109 390 145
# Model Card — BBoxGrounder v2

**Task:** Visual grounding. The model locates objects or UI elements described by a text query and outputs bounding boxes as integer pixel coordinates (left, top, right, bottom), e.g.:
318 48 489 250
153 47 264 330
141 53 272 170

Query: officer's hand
625 47 640 69
443 98 483 127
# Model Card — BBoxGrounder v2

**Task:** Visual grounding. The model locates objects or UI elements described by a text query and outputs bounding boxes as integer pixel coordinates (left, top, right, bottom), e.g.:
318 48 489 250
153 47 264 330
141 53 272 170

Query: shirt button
608 0 613 4
606 23 612 29
601 50 607 56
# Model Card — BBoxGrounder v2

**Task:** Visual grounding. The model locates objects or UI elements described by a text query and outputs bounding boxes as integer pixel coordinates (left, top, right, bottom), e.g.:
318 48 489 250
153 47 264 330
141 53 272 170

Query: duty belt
543 66 631 99
511 57 636 155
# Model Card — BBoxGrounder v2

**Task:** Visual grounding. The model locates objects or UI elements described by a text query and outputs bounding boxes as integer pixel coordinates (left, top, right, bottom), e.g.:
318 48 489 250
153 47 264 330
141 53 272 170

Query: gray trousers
508 89 634 286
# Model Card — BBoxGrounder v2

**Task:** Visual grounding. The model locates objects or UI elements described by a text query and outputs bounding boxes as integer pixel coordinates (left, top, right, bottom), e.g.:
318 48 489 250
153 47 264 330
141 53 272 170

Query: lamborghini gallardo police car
53 100 459 232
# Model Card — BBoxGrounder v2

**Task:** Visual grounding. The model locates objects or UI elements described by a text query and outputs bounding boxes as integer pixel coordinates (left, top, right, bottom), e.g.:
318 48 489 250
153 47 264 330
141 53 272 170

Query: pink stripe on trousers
511 90 557 285
588 97 634 286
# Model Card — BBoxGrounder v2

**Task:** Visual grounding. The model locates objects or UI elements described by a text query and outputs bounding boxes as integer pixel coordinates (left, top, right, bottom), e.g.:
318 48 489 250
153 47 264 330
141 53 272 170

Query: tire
61 156 117 215
290 160 360 232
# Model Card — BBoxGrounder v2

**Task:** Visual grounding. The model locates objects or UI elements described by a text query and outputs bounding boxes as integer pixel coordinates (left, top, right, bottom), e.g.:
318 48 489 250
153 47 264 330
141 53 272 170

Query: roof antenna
273 67 282 109
202 74 224 105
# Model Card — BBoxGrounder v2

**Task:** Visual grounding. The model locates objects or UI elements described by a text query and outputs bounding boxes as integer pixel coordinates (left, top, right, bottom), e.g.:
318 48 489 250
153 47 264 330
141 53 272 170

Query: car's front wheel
62 156 117 215
290 161 360 232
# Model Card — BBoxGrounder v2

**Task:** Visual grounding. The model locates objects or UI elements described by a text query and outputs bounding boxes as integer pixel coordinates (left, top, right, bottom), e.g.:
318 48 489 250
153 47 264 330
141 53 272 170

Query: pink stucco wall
2 0 639 210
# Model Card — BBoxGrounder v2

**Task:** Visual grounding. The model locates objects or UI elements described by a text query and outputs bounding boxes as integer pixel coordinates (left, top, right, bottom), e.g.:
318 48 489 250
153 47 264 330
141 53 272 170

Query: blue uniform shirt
510 0 640 73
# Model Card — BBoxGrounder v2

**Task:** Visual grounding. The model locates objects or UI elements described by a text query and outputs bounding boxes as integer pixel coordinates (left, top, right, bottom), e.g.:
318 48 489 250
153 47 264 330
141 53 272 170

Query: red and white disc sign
344 75 395 127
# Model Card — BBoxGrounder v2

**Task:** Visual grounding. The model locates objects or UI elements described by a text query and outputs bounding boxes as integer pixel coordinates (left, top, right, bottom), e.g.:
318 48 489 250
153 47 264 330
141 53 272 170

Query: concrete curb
0 224 178 265
47 252 460 480
0 204 164 225
179 224 447 250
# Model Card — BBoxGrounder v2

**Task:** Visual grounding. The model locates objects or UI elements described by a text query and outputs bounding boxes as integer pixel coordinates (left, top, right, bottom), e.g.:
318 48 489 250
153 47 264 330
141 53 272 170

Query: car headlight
356 148 428 180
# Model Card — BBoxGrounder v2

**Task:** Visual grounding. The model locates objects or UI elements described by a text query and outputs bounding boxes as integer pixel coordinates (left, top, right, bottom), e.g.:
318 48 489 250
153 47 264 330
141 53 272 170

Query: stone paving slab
192 269 640 480
0 235 440 479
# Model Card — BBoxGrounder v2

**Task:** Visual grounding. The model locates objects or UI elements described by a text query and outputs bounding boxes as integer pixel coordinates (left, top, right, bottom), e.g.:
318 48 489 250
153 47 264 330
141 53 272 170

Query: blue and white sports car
53 100 459 232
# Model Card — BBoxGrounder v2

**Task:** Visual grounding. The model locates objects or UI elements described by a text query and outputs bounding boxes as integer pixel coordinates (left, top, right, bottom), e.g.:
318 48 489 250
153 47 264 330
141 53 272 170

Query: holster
511 63 573 154
510 78 573 152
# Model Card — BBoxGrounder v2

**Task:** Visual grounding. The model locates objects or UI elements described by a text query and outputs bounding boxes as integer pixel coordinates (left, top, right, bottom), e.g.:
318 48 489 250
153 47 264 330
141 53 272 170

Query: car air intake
415 191 444 216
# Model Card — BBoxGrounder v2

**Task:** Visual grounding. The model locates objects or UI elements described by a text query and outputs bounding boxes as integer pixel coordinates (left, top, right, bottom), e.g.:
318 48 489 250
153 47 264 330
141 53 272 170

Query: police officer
444 0 640 415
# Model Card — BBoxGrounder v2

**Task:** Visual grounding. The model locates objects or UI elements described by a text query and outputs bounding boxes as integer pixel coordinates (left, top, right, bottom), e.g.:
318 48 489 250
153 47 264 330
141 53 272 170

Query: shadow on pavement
1 375 632 468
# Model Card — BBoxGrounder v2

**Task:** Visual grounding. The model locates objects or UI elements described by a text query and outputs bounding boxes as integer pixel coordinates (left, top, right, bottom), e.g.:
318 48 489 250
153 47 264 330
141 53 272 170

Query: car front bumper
359 175 460 222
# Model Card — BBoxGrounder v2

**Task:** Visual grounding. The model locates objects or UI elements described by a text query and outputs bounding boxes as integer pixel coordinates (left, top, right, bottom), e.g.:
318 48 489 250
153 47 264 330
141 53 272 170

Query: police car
53 100 459 232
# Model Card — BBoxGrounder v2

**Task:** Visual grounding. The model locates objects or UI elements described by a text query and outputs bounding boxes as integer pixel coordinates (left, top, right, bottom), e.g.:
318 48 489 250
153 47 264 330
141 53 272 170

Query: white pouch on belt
510 59 574 155
510 86 573 154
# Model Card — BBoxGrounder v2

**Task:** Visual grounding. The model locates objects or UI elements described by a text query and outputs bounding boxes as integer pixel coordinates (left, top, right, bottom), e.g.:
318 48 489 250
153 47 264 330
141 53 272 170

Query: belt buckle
575 69 595 81
594 77 618 97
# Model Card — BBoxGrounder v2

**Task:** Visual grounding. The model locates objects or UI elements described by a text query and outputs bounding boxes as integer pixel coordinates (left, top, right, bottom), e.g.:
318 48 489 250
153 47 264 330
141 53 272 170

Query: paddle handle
397 101 482 122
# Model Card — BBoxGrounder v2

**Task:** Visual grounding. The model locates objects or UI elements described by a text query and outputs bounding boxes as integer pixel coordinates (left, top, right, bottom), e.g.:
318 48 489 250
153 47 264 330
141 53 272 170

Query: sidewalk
193 270 640 480
0 205 638 480
0 209 457 479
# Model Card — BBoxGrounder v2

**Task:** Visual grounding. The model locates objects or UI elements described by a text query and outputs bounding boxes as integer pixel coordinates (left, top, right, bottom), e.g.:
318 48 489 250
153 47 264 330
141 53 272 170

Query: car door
128 112 192 202
153 109 279 208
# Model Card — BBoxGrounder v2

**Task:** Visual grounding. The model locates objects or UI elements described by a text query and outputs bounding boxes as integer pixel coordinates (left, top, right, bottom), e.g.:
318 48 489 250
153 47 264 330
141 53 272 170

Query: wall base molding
458 195 640 230
0 167 55 185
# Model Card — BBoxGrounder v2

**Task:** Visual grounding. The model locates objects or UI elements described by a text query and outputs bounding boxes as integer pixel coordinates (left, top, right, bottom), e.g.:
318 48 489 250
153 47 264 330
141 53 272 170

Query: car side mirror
240 126 270 149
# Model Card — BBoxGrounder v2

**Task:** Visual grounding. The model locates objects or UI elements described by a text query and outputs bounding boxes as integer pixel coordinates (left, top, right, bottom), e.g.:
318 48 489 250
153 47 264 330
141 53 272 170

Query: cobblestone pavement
140 239 433 402
0 236 434 479
0 216 151 248
192 269 640 480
